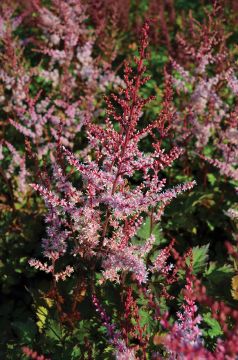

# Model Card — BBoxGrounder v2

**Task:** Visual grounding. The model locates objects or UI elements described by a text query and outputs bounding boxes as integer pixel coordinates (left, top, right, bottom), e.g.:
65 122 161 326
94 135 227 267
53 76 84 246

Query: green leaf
207 173 216 186
203 145 213 157
137 307 154 334
186 244 209 274
136 217 151 240
204 263 234 300
45 319 62 341
202 312 222 338
192 193 215 208
71 346 81 358
205 263 234 282
36 306 48 333
205 262 234 282
135 217 166 245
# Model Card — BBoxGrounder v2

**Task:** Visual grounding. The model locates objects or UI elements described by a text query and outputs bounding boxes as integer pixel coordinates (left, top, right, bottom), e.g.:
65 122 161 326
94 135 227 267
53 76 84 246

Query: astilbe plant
170 2 237 156
28 22 197 358
30 22 195 283
27 0 123 98
146 0 176 53
159 269 203 359
0 2 33 111
169 1 238 269
142 247 238 359
83 0 131 62
169 2 238 229
0 0 123 203
92 294 137 360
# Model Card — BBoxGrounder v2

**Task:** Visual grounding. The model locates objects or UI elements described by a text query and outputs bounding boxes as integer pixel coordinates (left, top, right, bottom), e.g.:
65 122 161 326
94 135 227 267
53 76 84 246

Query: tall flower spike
92 294 136 359
31 22 195 286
